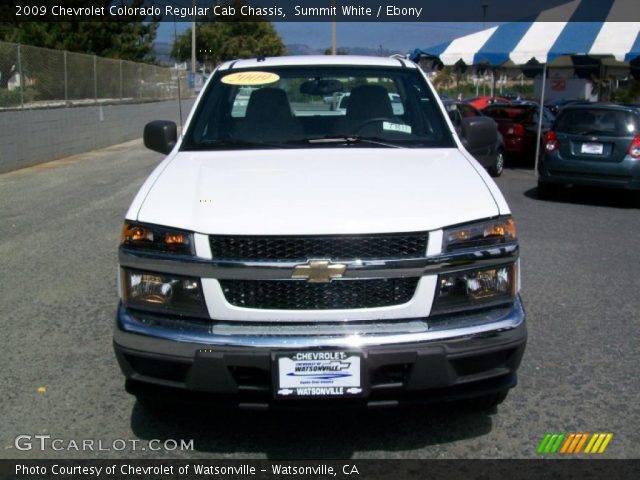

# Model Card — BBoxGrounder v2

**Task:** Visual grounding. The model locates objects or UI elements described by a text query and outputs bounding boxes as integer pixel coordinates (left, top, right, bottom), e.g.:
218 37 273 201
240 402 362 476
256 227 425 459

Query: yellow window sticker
221 71 280 86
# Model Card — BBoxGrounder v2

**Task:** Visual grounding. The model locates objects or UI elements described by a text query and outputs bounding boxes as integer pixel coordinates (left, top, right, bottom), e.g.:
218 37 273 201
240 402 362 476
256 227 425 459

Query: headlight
443 216 516 252
120 221 194 255
431 264 516 315
121 269 208 318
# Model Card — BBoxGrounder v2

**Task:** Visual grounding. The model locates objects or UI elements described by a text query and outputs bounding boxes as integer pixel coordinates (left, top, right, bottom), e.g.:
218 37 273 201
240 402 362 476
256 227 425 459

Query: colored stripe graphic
538 433 552 453
559 433 589 453
537 433 565 454
598 433 614 453
550 434 565 453
585 433 614 454
539 433 613 454
574 433 589 453
590 434 606 453
537 434 552 454
560 433 576 453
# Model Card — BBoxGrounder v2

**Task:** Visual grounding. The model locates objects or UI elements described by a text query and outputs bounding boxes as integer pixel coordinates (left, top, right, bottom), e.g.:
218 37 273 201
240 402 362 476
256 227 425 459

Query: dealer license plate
581 142 604 155
275 351 363 398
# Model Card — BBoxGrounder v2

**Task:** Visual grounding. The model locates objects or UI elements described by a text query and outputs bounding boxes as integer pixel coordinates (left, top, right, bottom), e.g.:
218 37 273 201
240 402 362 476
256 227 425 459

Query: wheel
488 149 504 177
464 390 509 411
537 180 560 200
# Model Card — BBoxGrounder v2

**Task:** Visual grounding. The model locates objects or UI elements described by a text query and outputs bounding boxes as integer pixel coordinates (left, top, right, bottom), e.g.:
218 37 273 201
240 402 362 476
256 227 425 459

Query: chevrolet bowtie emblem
291 260 347 283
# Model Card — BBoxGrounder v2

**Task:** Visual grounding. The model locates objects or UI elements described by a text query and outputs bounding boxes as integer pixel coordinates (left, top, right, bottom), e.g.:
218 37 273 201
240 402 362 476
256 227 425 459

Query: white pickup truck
114 56 526 409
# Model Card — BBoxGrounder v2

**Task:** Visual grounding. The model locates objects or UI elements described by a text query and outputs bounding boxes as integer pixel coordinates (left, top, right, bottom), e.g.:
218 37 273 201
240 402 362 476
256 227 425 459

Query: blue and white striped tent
411 0 640 67
411 0 640 171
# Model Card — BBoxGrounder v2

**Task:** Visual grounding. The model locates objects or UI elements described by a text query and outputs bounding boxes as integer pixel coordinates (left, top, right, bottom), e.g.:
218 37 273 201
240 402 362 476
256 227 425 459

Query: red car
464 96 510 110
483 104 555 160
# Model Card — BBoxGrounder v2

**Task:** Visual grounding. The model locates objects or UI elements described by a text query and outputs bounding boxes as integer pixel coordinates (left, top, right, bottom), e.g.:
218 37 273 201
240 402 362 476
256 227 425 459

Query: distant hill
154 41 400 64
274 22 492 54
154 41 173 65
286 44 398 57
285 44 320 55
154 22 494 64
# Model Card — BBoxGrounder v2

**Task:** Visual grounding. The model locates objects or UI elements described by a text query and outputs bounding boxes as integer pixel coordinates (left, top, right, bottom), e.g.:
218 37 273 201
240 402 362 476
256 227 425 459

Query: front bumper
114 297 527 408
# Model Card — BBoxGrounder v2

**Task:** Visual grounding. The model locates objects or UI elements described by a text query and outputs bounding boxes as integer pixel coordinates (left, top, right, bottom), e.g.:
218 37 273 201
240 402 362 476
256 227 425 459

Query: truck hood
136 148 500 235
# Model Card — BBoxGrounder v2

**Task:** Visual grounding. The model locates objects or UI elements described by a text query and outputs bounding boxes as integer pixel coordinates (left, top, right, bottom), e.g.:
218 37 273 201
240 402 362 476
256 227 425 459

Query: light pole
482 3 488 29
482 4 489 95
174 19 183 128
191 0 196 74
331 0 337 55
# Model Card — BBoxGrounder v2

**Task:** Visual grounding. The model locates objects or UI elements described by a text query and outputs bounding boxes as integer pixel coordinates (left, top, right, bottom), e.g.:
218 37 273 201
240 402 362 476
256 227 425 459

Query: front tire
488 150 504 177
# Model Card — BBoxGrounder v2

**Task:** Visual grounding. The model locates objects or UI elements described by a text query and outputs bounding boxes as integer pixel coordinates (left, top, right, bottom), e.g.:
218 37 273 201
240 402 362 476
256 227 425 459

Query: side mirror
144 120 177 154
460 116 497 150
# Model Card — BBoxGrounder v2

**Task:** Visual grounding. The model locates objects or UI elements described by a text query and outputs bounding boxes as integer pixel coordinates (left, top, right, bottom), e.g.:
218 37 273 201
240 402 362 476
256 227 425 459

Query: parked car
544 98 589 116
502 91 522 101
443 100 505 176
116 55 526 410
483 104 555 162
537 103 640 200
465 96 511 110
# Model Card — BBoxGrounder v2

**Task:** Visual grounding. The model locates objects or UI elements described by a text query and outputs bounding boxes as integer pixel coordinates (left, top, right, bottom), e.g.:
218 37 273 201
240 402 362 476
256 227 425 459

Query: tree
323 47 350 55
0 1 158 89
453 59 467 92
433 66 454 90
171 2 286 70
0 0 158 60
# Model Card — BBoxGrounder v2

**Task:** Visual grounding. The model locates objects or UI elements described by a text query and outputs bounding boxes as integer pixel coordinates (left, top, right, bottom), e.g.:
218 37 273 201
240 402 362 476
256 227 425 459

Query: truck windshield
182 66 454 150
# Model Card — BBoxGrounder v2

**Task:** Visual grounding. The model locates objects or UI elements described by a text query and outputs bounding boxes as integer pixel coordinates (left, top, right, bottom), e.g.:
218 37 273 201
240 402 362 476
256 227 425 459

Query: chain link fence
0 40 196 109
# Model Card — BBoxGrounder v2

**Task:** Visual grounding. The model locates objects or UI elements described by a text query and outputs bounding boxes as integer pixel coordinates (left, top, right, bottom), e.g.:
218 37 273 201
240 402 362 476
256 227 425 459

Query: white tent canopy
411 0 640 67
411 0 640 172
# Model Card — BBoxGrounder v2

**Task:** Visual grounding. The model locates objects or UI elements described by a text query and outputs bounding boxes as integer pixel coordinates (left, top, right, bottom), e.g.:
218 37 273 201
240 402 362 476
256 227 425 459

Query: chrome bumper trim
118 243 518 280
115 296 525 350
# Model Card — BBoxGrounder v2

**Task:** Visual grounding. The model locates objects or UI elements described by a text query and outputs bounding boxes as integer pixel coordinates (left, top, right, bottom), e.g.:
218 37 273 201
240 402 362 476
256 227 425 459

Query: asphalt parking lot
0 141 638 459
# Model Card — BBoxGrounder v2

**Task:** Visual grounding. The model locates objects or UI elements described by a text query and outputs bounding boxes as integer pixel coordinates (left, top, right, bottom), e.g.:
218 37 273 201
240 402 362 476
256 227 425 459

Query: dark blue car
537 104 640 203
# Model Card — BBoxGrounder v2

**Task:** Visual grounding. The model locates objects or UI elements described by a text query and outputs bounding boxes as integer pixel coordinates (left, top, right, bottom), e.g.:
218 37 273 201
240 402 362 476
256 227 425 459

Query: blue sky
156 22 491 53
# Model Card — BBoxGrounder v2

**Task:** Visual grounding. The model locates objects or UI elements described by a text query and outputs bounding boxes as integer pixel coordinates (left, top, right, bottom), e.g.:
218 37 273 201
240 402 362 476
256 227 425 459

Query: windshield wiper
305 135 406 148
186 138 296 150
